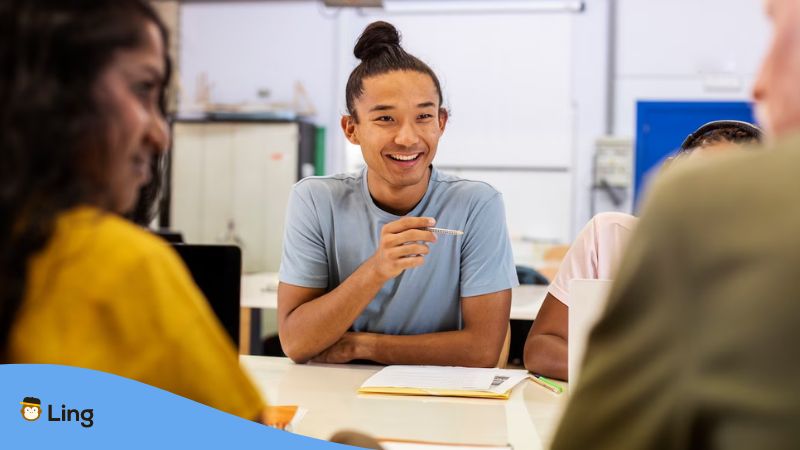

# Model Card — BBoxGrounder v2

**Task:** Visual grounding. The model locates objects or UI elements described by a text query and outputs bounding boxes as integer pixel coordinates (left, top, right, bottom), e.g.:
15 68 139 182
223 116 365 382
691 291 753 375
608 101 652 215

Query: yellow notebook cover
357 386 512 399
358 366 529 399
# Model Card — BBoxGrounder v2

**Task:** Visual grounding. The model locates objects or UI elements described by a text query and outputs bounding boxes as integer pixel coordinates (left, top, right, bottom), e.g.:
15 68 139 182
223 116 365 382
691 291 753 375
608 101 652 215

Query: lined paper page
380 441 511 450
362 366 494 390
361 366 528 393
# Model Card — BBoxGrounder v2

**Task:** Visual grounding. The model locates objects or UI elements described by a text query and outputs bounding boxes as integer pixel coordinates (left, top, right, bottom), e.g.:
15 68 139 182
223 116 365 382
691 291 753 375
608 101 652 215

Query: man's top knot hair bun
345 20 444 120
353 21 402 61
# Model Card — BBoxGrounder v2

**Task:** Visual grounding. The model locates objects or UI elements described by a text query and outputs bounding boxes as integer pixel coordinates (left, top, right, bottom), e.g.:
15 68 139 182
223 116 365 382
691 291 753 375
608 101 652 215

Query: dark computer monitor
171 244 241 348
154 230 184 243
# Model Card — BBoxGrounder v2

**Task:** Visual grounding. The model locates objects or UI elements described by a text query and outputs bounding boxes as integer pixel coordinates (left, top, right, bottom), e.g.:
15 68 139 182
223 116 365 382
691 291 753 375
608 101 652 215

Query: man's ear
341 115 359 145
438 108 449 132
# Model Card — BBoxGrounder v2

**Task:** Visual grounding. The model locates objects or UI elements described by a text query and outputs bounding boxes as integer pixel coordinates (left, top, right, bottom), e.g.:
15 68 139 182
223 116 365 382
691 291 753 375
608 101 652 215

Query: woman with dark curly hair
0 0 266 421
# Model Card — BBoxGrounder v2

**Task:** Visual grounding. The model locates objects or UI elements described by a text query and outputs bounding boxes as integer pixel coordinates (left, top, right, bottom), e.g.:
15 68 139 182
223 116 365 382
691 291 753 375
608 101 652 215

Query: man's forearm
280 258 386 362
523 334 567 380
358 329 505 368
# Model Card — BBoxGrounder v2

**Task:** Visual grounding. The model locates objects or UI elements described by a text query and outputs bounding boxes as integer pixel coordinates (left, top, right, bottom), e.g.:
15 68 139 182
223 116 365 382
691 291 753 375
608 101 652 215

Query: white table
239 273 548 354
241 356 568 450
241 272 548 320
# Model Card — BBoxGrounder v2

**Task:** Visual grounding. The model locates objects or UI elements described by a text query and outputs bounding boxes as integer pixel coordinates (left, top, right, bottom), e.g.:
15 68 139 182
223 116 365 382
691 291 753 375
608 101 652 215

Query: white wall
338 10 574 169
177 0 773 245
613 0 770 136
333 7 579 243
180 2 341 171
180 1 584 244
587 0 771 215
570 0 611 233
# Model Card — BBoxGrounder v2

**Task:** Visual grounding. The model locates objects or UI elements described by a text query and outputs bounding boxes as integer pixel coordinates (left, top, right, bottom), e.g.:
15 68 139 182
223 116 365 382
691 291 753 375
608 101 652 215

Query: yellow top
8 206 265 420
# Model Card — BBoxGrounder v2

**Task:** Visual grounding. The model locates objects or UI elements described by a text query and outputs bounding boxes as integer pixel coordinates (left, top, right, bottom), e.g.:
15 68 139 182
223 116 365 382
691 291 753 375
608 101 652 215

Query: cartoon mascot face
20 397 42 421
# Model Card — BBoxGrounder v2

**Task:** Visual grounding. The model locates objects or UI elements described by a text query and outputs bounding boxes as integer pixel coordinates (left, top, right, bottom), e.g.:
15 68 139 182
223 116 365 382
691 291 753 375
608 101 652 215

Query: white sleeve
548 217 600 306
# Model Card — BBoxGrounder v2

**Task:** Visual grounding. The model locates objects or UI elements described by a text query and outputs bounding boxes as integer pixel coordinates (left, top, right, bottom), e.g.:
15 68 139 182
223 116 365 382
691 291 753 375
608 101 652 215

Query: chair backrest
543 244 570 263
568 279 613 384
516 265 550 285
496 323 511 369
171 244 241 348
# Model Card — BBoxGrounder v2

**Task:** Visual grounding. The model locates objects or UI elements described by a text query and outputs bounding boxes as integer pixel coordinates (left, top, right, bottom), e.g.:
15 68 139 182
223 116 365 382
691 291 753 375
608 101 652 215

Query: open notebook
358 366 529 399
379 440 511 450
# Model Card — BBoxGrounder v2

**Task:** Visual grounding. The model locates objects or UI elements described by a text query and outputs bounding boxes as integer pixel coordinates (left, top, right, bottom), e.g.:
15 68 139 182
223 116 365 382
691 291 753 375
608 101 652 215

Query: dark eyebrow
368 104 395 113
417 102 436 109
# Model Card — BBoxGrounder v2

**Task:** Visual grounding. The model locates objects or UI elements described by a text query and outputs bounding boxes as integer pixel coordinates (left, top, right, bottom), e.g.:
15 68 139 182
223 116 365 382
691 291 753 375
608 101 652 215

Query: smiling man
276 21 518 367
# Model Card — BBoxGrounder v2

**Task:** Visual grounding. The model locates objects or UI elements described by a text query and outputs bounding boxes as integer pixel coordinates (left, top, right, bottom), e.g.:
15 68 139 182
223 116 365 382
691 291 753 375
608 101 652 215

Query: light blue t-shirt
279 166 519 335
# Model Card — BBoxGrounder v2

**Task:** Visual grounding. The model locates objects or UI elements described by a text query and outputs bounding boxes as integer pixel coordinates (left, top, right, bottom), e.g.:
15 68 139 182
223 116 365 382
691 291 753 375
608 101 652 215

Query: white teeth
389 154 420 161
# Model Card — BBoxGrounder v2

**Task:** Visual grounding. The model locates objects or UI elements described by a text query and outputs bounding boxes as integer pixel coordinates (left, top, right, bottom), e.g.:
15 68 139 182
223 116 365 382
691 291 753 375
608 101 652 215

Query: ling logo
20 397 42 421
19 396 94 428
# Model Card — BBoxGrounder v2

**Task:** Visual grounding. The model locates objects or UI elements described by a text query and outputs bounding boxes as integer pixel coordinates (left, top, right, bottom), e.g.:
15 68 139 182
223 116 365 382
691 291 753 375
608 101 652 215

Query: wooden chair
543 244 570 263
538 244 572 282
496 323 511 368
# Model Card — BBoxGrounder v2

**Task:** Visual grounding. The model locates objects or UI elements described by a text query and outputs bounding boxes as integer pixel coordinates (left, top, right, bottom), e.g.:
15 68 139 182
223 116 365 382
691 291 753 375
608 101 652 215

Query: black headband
679 120 763 151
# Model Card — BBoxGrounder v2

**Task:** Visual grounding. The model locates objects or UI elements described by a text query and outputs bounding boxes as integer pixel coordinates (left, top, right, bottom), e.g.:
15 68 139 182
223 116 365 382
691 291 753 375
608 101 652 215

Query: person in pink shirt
523 120 763 380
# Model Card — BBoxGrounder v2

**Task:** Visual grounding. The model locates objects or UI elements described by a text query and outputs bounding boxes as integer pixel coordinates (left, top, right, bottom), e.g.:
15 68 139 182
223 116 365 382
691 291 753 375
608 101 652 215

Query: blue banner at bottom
1 364 347 449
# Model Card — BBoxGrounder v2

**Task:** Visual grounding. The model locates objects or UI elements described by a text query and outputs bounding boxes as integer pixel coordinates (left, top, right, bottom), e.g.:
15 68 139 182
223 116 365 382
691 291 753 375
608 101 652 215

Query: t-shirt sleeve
278 183 329 288
459 192 519 297
118 243 266 421
548 213 637 306
548 217 599 306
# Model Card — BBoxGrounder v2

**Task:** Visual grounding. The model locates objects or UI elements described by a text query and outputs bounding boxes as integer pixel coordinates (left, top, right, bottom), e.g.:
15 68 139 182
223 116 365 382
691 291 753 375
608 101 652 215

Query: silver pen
424 227 464 236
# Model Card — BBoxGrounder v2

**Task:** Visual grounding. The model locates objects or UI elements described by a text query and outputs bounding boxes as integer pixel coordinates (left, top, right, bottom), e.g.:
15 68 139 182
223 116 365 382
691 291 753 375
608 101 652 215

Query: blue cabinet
634 101 756 205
